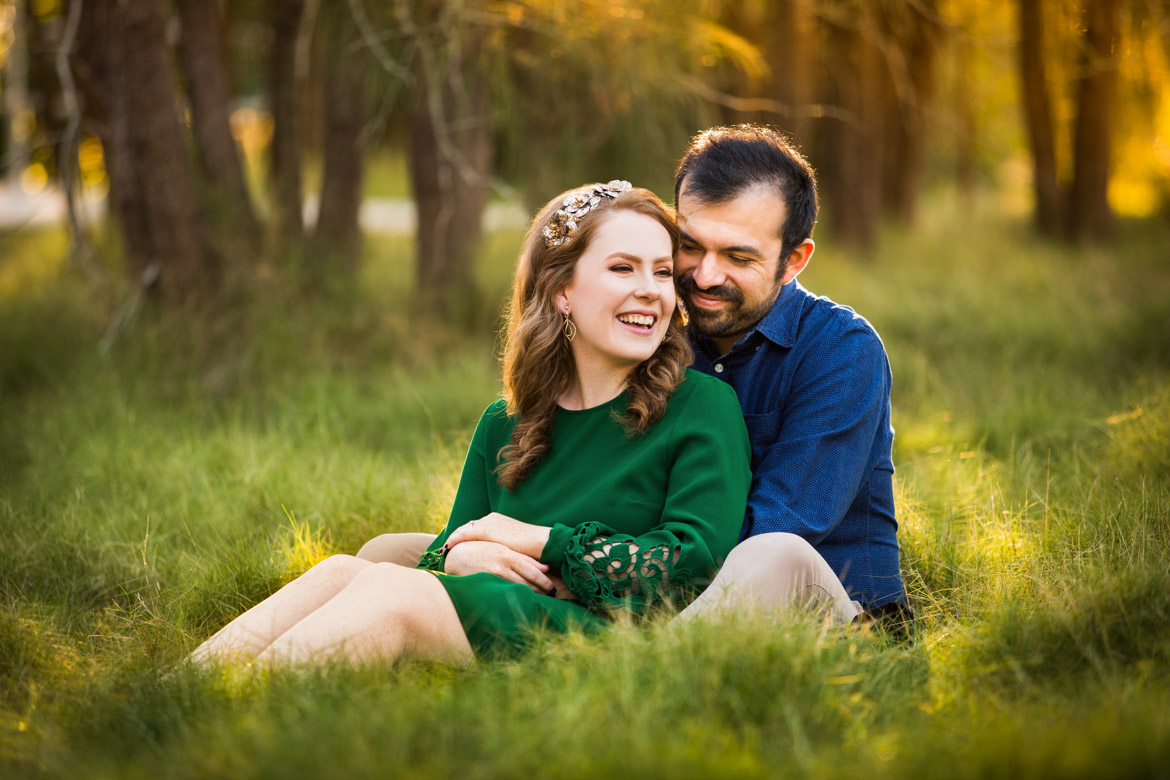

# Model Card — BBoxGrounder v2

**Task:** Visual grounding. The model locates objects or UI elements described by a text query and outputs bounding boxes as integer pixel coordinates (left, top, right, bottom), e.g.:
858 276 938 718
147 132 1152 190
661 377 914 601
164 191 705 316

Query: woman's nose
634 271 660 299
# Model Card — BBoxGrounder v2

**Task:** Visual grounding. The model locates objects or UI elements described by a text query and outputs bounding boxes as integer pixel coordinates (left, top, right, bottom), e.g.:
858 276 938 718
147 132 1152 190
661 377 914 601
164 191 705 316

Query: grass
1 197 1169 778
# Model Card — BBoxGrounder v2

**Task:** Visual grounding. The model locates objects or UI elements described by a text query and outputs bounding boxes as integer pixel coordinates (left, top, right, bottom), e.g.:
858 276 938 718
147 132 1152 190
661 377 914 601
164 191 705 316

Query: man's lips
689 291 729 309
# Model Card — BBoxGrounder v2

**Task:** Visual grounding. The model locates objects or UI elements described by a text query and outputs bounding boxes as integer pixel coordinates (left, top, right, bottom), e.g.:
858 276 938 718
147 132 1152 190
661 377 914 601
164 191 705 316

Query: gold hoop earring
562 312 576 343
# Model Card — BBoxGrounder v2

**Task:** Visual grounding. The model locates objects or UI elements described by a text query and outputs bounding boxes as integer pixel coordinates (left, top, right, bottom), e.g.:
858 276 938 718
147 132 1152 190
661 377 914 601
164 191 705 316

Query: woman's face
556 209 676 377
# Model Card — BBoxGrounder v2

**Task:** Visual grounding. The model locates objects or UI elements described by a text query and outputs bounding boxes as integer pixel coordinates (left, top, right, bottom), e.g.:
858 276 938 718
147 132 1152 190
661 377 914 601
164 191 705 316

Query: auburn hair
496 186 692 490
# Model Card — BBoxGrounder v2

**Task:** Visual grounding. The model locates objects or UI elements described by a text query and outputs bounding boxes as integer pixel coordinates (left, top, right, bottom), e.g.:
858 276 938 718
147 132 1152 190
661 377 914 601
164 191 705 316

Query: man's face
676 185 796 348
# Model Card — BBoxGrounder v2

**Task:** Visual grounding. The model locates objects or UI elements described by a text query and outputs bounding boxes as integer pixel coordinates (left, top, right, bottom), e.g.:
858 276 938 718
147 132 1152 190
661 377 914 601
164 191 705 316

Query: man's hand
445 512 552 560
444 540 555 594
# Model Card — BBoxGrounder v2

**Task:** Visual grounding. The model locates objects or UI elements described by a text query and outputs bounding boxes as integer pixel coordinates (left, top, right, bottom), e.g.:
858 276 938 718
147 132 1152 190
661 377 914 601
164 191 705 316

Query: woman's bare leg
190 554 373 665
256 563 473 668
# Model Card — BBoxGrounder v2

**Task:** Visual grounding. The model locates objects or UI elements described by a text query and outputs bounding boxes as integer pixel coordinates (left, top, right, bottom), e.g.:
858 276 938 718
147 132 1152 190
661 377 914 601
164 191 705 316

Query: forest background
1 0 1169 777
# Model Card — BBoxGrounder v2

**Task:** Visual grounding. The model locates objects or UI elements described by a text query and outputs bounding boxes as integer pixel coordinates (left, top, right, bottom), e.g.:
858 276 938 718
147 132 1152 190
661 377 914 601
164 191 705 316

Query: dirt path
0 183 528 234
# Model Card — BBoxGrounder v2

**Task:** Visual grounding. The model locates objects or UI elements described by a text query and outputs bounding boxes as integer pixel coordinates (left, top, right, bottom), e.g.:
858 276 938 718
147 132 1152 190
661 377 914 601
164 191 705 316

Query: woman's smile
557 210 677 374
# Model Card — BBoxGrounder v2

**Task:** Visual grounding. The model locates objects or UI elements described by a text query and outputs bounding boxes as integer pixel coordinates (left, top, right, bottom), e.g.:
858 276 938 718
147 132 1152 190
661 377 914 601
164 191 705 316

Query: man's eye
730 255 753 265
680 243 700 253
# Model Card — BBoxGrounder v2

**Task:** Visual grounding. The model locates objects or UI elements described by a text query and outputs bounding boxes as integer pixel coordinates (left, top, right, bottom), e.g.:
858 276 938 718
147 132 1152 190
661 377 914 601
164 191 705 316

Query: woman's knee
342 564 457 637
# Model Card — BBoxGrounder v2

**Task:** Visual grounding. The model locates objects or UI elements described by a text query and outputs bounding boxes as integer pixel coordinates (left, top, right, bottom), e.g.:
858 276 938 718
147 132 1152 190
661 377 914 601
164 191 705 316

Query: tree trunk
763 0 817 141
2 0 32 184
120 0 209 298
821 4 883 250
954 35 978 211
1018 0 1063 235
880 0 938 224
74 0 153 276
1068 0 1120 240
175 0 259 251
268 0 306 244
310 0 370 273
409 35 494 317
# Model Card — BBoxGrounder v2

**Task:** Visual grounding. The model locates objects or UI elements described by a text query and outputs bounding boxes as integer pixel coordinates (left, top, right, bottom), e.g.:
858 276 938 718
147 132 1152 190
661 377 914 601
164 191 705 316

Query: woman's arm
416 403 553 592
545 379 751 613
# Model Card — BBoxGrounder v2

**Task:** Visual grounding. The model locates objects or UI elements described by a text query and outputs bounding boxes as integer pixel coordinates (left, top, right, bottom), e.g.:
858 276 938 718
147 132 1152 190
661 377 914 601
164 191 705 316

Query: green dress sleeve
417 401 502 572
540 379 750 613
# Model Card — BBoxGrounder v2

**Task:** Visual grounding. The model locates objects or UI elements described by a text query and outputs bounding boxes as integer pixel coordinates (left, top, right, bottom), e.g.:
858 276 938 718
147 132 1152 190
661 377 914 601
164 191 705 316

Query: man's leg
356 532 437 566
675 532 861 625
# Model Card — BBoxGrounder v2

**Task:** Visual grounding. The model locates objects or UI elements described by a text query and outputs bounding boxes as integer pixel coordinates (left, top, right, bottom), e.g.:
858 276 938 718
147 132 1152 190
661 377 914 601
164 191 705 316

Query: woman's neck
558 358 632 411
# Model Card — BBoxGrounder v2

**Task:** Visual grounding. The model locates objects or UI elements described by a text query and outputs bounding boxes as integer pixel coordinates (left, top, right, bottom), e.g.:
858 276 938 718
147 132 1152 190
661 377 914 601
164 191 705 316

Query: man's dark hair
674 124 818 268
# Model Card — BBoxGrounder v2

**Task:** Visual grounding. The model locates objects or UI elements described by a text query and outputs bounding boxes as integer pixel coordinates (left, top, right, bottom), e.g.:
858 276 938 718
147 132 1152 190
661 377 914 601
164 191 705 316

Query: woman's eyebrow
607 252 674 264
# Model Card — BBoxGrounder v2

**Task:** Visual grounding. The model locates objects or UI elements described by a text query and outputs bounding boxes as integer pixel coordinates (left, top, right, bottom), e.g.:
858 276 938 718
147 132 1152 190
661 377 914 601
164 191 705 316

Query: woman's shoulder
673 368 739 404
471 397 514 441
666 369 742 420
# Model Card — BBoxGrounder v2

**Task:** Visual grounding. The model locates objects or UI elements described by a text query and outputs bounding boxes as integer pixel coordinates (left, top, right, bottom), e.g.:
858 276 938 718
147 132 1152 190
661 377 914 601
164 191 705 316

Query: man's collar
754 279 802 348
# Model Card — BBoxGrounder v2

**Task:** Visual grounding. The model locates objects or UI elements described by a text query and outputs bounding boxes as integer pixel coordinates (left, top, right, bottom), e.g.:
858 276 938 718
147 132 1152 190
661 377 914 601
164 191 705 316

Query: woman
191 181 750 667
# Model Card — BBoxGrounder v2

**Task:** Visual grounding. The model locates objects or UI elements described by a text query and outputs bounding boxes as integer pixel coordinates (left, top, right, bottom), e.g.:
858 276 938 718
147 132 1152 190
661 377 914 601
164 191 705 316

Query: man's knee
356 532 436 566
723 532 822 581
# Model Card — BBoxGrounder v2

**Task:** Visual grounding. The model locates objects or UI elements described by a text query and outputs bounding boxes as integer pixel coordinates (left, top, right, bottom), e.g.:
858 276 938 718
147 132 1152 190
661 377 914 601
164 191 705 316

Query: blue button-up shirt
690 280 904 608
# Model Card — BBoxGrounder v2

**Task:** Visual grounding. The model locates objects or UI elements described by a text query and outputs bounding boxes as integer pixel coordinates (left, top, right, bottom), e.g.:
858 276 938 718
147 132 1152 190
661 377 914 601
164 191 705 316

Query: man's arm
744 323 891 543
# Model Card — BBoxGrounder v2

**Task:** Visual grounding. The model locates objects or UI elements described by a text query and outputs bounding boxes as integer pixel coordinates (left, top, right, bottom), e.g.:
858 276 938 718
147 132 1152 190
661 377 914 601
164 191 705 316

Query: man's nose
691 254 725 289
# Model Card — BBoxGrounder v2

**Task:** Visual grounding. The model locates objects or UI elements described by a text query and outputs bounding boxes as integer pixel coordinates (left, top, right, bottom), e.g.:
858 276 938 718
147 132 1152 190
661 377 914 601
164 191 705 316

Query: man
360 124 908 626
668 124 906 626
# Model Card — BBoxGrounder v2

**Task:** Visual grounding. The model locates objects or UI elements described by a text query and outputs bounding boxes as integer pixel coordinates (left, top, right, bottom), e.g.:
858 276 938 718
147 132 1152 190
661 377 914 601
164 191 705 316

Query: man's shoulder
791 286 887 355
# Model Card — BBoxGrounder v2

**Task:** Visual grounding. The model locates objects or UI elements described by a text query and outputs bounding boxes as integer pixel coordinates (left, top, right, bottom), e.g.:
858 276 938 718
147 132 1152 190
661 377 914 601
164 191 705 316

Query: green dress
417 369 751 659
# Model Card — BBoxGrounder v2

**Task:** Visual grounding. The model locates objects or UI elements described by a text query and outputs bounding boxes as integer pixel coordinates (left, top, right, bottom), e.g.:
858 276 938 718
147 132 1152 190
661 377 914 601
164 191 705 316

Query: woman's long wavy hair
496 186 692 490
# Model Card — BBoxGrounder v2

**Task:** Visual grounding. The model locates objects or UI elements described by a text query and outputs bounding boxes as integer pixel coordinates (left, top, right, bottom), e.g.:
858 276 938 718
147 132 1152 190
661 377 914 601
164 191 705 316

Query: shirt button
714 363 724 373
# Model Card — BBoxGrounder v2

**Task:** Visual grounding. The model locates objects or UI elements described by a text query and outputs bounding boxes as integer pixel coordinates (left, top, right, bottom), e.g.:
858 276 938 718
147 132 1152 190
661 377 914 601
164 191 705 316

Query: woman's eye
655 268 674 278
611 264 633 273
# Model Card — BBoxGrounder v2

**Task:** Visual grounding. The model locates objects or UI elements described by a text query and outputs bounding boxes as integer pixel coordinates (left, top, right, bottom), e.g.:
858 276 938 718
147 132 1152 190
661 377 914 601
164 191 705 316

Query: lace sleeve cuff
416 546 447 572
559 522 691 613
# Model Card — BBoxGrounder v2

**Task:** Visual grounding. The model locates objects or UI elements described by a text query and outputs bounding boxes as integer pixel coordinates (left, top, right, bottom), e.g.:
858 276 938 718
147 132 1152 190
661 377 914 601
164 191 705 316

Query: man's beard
677 271 781 339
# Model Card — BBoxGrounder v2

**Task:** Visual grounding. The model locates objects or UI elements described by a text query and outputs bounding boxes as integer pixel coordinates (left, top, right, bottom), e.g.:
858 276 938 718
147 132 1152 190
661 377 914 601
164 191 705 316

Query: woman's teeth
617 313 655 328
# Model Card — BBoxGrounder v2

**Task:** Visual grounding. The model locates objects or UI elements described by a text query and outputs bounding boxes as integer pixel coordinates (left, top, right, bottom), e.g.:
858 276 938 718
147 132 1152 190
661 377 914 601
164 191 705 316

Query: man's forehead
678 183 786 219
677 184 787 241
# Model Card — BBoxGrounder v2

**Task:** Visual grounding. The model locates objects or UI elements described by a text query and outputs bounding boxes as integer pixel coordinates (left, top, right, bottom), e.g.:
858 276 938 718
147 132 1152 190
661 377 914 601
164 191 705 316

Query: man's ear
779 239 815 285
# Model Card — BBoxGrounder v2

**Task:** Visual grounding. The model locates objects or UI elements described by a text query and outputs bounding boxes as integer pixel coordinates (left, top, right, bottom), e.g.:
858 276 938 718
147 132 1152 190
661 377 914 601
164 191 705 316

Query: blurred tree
267 0 307 247
821 1 884 248
1017 0 1121 241
878 0 939 224
120 0 209 296
1068 0 1120 239
75 0 152 270
2 0 32 184
310 0 375 273
1019 0 1063 233
404 1 493 315
176 0 260 252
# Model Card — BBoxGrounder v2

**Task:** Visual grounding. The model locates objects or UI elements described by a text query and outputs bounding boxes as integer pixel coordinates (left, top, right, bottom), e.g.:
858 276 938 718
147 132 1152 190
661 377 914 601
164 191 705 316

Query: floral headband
542 180 633 248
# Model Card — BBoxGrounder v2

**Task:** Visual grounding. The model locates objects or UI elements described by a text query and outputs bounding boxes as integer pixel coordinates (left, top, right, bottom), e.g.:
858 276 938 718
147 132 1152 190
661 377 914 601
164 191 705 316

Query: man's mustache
677 272 744 305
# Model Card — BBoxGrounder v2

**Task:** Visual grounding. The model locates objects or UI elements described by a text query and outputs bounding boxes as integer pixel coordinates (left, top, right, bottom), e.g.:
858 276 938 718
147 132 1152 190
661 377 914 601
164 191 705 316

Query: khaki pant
357 531 861 626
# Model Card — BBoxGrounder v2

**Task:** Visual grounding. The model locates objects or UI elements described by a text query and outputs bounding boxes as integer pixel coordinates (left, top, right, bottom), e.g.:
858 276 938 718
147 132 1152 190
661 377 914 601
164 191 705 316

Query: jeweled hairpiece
542 180 633 248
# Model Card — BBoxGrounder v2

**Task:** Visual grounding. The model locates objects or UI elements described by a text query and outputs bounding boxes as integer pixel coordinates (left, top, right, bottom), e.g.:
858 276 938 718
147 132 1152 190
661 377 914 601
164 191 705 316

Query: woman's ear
554 290 569 315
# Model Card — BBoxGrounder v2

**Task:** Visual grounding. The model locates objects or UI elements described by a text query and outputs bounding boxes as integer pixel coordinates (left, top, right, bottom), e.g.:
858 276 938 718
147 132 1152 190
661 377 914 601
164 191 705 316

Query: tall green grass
1 201 1168 778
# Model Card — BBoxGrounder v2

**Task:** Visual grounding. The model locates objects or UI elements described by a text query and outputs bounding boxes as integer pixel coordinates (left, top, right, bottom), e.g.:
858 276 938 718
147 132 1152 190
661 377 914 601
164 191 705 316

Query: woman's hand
445 512 552 561
444 540 555 594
